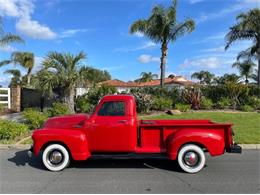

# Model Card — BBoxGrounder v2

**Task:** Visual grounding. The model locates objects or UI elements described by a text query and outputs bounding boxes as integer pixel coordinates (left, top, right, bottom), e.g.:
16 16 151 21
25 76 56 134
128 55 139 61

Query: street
0 149 259 193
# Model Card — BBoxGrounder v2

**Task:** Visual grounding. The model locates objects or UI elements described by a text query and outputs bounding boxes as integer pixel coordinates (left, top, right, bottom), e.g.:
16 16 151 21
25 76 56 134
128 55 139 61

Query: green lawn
140 112 260 144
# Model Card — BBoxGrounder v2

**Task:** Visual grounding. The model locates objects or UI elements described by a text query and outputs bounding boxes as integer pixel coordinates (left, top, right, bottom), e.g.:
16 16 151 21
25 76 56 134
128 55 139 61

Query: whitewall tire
177 144 206 173
42 144 70 172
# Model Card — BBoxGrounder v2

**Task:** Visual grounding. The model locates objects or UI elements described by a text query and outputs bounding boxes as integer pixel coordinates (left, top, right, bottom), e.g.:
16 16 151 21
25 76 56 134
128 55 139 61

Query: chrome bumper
226 143 242 153
27 145 33 157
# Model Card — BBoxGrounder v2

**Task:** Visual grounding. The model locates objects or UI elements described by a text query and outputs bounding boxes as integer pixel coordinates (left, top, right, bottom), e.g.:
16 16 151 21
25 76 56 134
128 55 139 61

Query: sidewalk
0 113 24 122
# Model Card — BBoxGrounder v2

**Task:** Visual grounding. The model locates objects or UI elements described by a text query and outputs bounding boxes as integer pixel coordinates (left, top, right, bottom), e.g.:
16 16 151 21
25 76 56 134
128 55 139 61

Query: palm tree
40 51 86 112
79 66 111 86
135 72 158 83
0 17 23 47
11 52 34 85
4 69 21 87
191 71 215 85
130 0 195 86
225 8 260 86
168 74 175 79
214 73 241 84
232 60 256 84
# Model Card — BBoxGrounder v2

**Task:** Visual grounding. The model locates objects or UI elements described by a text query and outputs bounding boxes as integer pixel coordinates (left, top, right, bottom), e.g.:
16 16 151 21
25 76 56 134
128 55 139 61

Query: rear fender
32 129 91 161
166 129 225 160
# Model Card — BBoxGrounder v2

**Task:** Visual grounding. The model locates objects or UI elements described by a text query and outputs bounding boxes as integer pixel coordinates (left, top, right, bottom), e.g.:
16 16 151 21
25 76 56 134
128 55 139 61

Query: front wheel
177 144 206 173
42 144 70 171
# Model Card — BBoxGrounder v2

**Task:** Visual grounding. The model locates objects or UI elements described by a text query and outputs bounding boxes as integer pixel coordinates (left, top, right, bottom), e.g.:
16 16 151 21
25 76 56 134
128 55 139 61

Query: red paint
32 95 235 161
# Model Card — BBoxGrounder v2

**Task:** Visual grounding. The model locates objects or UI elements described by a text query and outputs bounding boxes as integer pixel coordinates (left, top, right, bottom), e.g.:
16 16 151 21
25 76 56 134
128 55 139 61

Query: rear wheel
42 144 70 171
177 144 205 173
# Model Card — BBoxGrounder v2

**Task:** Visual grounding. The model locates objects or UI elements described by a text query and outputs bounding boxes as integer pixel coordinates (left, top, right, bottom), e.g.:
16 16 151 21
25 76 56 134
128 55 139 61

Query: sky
0 0 259 87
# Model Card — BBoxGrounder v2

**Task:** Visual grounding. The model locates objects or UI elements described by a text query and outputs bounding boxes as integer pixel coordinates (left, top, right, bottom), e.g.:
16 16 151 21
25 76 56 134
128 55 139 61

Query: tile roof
98 76 194 87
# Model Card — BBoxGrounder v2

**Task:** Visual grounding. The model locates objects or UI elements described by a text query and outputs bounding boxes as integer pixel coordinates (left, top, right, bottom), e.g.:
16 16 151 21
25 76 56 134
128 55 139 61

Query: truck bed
136 119 233 153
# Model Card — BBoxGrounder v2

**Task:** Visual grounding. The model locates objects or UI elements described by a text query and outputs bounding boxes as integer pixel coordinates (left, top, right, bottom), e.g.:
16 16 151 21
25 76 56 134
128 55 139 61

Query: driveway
0 149 259 193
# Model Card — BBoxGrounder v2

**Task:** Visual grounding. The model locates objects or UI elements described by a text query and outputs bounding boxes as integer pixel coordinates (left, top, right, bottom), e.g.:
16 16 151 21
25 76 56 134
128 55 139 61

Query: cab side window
97 101 125 116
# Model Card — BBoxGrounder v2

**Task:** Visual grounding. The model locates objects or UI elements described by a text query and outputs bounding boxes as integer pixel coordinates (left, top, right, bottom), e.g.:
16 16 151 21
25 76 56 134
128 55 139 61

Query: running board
90 153 168 159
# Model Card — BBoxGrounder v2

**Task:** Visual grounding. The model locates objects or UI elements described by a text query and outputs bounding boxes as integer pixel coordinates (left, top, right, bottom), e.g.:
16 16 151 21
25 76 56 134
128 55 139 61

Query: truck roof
102 94 135 101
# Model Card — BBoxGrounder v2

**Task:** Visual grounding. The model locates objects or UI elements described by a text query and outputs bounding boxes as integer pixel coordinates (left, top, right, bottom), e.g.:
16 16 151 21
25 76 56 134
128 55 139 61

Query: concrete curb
240 144 260 149
0 144 31 149
0 144 260 150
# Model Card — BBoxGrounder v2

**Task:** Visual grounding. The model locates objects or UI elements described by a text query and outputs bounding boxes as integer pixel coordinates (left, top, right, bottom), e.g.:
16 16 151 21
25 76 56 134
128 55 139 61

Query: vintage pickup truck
30 95 241 173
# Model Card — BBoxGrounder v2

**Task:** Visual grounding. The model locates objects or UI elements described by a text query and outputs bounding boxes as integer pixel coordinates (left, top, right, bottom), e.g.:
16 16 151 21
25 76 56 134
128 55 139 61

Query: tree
11 52 34 85
135 72 158 83
168 74 175 79
0 17 23 48
4 69 21 87
225 8 260 86
79 66 111 86
232 60 256 84
0 17 24 67
40 51 86 112
130 0 195 86
214 73 241 84
191 71 215 85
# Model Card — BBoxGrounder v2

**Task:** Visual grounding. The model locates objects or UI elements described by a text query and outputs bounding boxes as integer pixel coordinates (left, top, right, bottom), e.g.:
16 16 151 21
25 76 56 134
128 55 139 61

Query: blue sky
0 0 259 87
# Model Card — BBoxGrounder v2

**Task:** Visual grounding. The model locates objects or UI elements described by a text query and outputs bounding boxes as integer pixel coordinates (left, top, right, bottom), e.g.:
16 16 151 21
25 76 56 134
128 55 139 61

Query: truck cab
31 95 241 173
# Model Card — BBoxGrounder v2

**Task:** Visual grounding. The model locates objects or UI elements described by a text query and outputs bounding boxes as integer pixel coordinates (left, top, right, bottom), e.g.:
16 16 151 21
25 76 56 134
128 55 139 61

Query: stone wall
11 86 21 112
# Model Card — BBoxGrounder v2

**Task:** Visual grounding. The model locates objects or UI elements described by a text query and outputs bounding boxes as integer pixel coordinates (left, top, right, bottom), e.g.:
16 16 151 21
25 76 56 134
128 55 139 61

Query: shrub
152 97 173 111
224 82 249 109
200 98 213 110
132 92 153 113
75 85 117 113
0 104 4 113
75 95 95 113
175 103 191 112
247 96 260 110
0 119 29 140
87 85 117 106
23 108 48 129
215 98 231 109
46 102 71 117
240 105 254 112
182 86 201 110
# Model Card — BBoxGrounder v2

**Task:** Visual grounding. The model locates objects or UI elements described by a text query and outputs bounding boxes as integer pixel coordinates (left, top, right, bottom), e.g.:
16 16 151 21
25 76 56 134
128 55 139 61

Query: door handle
118 120 127 123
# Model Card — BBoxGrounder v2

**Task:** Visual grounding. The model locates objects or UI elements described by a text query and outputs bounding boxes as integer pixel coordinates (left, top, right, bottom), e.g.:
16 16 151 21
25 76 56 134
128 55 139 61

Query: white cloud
101 65 124 71
0 0 57 40
16 17 57 40
0 45 16 52
190 0 204 4
133 32 144 38
193 32 226 44
0 0 20 17
181 57 221 69
114 41 157 52
138 54 160 64
59 29 93 38
196 0 259 23
32 56 44 73
200 46 225 53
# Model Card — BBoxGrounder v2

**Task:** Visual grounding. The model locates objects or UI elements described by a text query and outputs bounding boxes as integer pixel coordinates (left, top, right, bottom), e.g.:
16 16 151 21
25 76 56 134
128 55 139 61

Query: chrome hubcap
49 151 63 164
184 151 199 167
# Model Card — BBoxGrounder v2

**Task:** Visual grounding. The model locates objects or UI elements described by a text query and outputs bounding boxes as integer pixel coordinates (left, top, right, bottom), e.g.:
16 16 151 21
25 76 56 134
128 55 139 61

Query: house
76 76 194 96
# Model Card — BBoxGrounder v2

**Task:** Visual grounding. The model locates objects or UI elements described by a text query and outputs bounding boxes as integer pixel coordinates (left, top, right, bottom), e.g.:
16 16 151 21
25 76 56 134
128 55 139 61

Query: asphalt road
0 149 259 194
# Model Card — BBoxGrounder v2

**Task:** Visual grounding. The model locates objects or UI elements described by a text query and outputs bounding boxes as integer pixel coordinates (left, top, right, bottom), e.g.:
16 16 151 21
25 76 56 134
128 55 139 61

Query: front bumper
27 145 34 157
226 143 242 153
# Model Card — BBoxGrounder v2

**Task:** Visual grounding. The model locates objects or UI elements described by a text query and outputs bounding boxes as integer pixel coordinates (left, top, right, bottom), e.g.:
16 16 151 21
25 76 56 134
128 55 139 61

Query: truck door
87 100 136 152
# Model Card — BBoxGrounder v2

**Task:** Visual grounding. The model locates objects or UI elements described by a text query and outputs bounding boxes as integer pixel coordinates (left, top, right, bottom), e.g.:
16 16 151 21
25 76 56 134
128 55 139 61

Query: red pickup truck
30 95 241 173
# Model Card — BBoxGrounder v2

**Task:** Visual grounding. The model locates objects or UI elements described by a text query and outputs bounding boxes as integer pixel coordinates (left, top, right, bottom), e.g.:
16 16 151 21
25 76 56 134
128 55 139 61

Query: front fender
32 128 91 161
166 129 225 160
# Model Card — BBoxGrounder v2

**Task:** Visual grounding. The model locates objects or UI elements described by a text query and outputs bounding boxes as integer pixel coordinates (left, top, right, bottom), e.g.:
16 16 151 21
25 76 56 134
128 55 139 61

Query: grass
140 112 260 144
